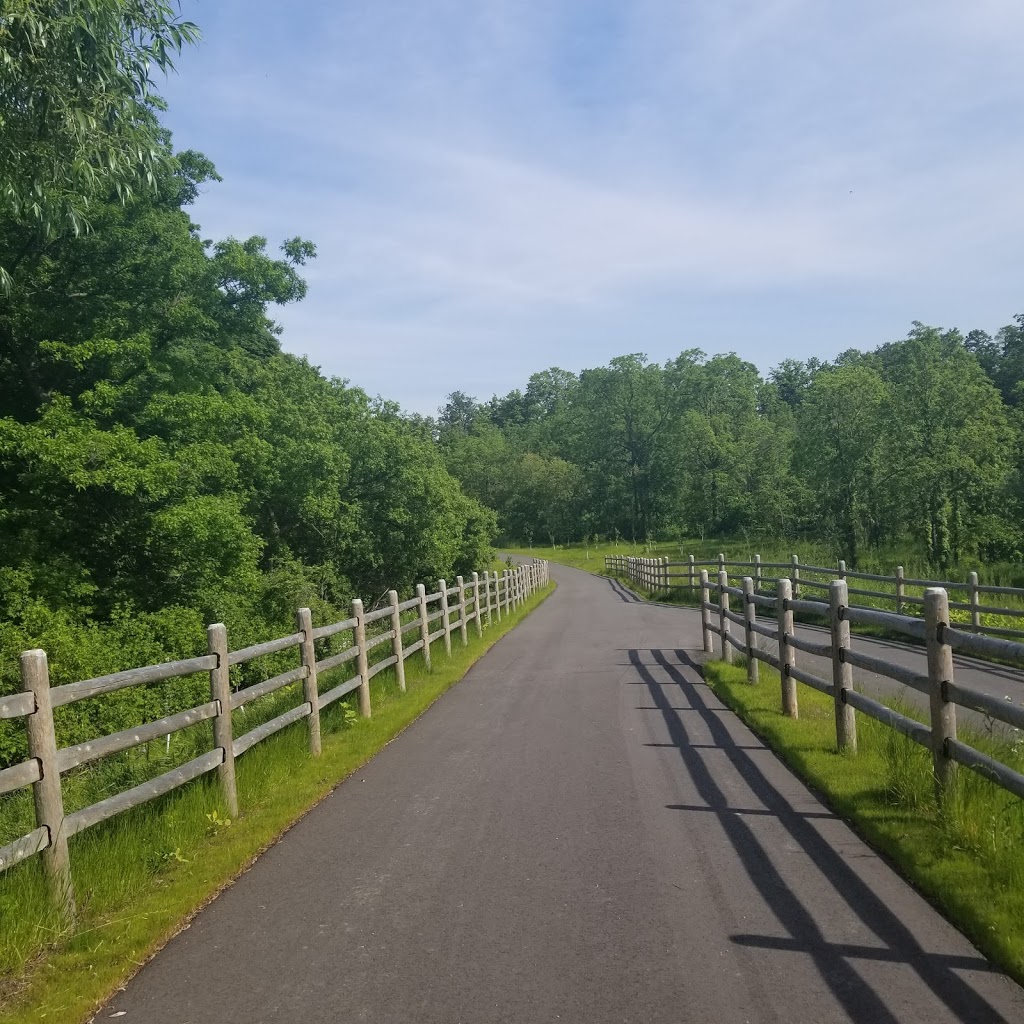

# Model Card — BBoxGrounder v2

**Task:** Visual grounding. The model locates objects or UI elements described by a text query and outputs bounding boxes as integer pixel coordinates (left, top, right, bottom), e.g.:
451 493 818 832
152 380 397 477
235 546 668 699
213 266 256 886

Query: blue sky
160 1 1024 413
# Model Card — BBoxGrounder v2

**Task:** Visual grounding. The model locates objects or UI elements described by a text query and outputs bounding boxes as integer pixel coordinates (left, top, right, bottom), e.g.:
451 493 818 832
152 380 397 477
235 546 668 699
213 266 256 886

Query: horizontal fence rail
607 553 1024 814
0 559 550 918
605 552 1024 643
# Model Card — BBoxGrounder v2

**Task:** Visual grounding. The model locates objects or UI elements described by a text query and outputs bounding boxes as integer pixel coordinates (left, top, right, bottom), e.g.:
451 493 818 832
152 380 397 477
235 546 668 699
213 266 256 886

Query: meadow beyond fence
0 560 550 918
608 553 1024 809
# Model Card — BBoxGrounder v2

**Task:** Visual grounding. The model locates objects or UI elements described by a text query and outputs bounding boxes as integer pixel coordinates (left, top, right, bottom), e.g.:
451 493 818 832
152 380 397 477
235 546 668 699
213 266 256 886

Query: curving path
102 562 1024 1023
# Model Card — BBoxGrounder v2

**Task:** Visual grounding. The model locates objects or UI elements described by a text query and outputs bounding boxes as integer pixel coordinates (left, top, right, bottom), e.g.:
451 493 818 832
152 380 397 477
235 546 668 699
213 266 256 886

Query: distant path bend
103 562 1024 1023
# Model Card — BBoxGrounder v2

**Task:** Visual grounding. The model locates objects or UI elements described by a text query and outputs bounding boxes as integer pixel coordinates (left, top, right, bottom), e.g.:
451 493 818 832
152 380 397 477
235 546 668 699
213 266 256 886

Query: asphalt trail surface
103 563 1024 1023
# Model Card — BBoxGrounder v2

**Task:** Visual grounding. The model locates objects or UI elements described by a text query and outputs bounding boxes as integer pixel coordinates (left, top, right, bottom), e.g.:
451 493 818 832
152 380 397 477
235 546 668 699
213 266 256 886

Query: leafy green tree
876 325 1012 566
0 0 199 288
793 364 887 561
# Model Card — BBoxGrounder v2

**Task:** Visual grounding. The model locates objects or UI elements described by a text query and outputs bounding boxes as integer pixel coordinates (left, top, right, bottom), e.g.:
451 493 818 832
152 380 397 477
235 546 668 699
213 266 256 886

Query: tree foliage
0 0 200 289
0 138 495 718
438 317 1024 569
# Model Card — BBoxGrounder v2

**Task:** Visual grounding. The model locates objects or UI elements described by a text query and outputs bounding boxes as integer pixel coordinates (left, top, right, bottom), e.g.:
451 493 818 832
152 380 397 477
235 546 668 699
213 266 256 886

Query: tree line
0 3 493 716
2 0 1020 716
436 317 1024 570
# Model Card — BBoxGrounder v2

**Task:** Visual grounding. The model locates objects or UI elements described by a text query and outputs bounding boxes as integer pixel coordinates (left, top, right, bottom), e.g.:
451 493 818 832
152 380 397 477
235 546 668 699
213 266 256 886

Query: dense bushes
0 146 495 766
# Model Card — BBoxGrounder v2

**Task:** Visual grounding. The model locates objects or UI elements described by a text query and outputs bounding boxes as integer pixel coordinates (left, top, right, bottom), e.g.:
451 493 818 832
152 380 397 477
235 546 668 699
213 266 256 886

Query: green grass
703 659 1024 983
0 584 553 1024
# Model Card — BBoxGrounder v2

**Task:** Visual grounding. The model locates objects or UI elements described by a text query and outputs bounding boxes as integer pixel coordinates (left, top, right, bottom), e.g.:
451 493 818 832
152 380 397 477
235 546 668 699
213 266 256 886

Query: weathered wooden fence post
742 576 758 683
438 580 452 655
895 566 905 615
352 598 372 717
718 552 725 577
925 587 957 800
388 590 407 691
416 583 432 670
700 570 713 653
829 580 856 753
207 623 239 817
777 579 797 718
791 554 801 598
504 569 512 615
688 554 696 593
483 571 493 627
754 554 762 595
718 569 733 665
968 571 980 631
493 571 502 622
21 649 74 918
472 572 483 637
297 608 323 754
838 559 846 580
456 576 469 646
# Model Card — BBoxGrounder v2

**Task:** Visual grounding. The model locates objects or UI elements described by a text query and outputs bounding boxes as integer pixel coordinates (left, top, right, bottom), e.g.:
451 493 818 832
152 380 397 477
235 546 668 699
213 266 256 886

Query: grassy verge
0 583 554 1024
703 659 1024 982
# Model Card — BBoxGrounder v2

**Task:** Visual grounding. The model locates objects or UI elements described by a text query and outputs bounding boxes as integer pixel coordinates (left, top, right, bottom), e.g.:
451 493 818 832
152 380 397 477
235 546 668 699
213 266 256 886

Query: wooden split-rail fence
0 559 550 917
607 553 1024 809
606 553 1024 641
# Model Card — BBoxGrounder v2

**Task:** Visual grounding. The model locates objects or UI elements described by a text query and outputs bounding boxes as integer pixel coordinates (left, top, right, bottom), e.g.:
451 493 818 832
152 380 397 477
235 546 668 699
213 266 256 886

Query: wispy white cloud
163 0 1024 410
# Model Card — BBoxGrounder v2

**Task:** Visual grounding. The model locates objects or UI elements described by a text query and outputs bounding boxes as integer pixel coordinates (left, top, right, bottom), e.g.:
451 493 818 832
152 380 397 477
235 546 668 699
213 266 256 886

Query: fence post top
829 578 848 601
387 589 398 601
777 577 792 596
968 571 979 583
20 647 47 663
416 582 425 594
742 575 754 590
699 568 709 581
352 597 364 613
207 623 226 640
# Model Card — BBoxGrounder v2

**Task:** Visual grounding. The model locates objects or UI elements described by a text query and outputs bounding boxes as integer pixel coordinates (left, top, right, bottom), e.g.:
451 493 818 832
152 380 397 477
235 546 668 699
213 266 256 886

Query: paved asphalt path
102 562 1024 1023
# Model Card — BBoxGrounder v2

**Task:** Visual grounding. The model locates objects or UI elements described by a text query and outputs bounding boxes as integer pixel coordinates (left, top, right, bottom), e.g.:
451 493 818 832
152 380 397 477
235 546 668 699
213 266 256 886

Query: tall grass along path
98 561 1024 1023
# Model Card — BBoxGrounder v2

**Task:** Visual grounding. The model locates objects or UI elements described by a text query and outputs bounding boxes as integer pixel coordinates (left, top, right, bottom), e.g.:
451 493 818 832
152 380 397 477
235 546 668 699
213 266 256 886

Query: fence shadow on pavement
625 645 1010 1024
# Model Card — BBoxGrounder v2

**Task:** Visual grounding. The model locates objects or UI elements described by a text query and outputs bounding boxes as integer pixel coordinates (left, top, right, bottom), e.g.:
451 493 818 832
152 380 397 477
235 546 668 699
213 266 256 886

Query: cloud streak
162 0 1024 411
